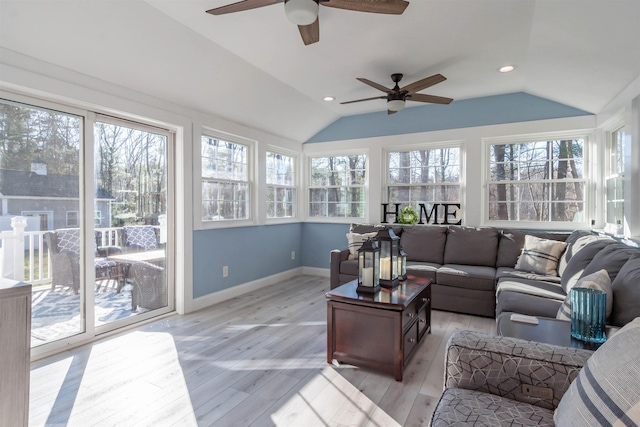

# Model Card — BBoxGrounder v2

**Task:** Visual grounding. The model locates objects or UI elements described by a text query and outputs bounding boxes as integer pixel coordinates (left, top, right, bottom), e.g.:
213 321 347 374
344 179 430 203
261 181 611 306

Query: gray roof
0 169 114 199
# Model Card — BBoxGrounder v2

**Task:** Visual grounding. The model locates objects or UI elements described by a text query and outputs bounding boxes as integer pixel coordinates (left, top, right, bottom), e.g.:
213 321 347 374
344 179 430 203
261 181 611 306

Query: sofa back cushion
580 242 640 284
554 317 640 426
557 230 595 275
400 225 447 264
556 269 613 321
497 229 568 268
560 237 614 292
610 257 640 327
443 226 499 267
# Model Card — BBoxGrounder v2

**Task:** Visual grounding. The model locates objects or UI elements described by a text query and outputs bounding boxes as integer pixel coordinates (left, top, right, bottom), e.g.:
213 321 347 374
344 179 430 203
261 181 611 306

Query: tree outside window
488 138 586 223
201 136 250 221
266 151 296 219
309 154 366 218
387 147 461 223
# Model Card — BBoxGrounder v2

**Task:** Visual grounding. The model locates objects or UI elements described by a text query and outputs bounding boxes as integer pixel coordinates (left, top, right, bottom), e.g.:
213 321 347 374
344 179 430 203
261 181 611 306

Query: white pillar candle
380 257 391 279
362 266 373 285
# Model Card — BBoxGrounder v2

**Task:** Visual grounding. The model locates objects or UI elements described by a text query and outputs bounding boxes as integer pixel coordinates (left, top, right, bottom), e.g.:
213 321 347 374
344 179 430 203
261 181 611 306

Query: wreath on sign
398 205 419 224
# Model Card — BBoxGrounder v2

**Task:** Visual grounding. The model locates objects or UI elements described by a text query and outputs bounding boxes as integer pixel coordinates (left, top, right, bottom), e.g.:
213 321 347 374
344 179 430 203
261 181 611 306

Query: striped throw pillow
554 317 640 426
515 235 568 276
556 269 613 321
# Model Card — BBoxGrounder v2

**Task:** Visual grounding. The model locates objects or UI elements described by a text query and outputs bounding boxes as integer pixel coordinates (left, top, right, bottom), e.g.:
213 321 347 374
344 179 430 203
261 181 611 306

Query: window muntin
487 139 586 223
387 147 461 222
201 136 250 221
266 151 296 219
605 126 625 231
308 154 366 218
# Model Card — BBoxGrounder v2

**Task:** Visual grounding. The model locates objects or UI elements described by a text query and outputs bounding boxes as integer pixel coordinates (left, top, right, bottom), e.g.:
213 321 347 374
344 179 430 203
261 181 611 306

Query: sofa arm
330 248 350 290
444 330 593 410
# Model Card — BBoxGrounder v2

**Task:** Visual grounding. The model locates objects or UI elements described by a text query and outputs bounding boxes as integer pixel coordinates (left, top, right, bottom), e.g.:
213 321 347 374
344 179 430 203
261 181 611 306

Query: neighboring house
0 164 114 232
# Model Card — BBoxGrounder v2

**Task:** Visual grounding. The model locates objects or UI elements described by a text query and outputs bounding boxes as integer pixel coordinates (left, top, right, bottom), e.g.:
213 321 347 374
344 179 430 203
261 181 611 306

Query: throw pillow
515 235 567 276
556 269 613 321
346 232 377 260
554 317 640 426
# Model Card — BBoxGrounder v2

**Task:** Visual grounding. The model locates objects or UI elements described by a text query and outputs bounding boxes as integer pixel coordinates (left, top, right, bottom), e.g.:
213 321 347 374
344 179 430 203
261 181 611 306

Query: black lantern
397 245 407 281
375 227 399 288
357 238 380 293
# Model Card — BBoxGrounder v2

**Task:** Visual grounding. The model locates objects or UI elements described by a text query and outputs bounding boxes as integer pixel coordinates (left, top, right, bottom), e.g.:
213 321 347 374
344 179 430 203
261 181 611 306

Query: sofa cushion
339 259 358 276
400 225 447 264
437 264 496 292
443 226 499 267
496 278 566 318
406 261 440 281
515 235 567 276
610 258 640 327
497 229 568 268
495 267 561 284
432 387 555 427
557 229 596 275
345 231 377 259
560 237 613 292
581 242 640 283
554 317 640 426
556 269 613 321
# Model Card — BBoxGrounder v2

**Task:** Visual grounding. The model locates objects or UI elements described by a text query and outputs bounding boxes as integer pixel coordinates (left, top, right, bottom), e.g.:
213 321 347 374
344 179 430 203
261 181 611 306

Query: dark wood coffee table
326 275 431 381
497 315 618 351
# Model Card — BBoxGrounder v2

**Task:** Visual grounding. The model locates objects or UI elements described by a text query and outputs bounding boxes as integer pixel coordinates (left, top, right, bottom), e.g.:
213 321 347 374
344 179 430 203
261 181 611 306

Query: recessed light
499 65 516 73
323 96 335 102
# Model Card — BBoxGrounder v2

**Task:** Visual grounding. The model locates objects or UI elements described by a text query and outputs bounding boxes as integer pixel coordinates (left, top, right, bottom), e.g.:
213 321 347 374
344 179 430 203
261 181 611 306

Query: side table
326 275 431 381
497 315 618 351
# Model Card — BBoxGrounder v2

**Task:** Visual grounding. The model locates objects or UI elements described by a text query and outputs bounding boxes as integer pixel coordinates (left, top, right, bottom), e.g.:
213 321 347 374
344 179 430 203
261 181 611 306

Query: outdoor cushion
560 237 613 292
554 317 640 426
515 235 567 276
123 226 158 251
556 269 613 321
400 225 447 264
443 226 499 267
436 264 496 292
610 258 640 327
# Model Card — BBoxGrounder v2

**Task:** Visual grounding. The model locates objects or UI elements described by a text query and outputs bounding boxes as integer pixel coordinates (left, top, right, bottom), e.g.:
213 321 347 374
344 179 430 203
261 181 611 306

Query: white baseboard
192 267 330 312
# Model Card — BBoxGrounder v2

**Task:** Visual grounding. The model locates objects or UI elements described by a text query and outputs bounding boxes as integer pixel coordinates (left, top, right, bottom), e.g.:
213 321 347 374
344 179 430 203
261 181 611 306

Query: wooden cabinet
326 276 431 381
0 279 31 427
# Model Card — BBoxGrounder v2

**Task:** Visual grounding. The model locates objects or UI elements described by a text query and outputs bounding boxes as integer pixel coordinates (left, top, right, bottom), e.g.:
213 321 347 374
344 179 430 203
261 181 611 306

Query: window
387 147 461 221
605 126 625 233
309 154 366 218
487 138 587 223
201 135 251 221
67 211 79 227
266 150 296 219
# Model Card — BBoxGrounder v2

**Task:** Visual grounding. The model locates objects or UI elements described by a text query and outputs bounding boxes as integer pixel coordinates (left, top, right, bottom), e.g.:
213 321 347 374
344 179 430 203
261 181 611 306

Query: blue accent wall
306 92 593 143
301 222 351 269
192 223 302 298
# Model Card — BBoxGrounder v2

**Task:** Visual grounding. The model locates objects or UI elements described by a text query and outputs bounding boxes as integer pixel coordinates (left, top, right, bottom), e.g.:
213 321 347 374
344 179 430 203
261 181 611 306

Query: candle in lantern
380 256 391 279
362 266 373 285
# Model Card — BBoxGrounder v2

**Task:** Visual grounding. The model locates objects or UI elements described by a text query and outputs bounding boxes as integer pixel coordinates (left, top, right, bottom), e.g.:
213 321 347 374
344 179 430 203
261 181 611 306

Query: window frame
384 142 464 223
198 128 256 229
482 131 592 230
604 118 626 235
265 146 299 223
306 150 368 222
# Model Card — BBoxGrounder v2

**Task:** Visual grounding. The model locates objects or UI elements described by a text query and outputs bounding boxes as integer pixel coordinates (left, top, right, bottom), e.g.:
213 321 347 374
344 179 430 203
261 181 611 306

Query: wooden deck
29 275 496 426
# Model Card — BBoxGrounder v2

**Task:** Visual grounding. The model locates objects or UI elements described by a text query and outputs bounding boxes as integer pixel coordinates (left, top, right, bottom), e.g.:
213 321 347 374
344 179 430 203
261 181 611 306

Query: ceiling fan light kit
387 99 405 112
284 0 319 26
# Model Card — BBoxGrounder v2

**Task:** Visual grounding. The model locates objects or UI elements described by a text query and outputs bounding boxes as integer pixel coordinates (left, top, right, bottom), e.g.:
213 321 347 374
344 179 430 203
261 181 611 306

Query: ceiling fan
205 0 409 45
341 73 454 114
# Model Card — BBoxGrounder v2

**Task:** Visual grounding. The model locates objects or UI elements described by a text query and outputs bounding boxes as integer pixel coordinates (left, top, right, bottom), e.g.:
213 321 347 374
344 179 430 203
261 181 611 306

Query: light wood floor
29 275 496 427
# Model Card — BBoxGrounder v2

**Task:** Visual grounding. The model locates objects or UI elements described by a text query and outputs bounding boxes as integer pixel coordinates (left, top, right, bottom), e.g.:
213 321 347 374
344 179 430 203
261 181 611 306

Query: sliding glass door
0 94 174 353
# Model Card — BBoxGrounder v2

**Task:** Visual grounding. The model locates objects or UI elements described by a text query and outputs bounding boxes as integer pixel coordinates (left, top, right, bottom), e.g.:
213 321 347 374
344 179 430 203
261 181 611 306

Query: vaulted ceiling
1 0 639 142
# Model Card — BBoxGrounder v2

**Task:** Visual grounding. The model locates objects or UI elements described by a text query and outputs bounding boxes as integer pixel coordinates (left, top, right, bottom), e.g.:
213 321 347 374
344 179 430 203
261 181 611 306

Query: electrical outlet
223 265 229 277
291 251 296 260
522 384 553 399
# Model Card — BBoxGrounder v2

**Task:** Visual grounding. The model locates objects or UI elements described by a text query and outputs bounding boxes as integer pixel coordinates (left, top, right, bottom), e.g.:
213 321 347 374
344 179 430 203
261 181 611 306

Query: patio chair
119 225 161 253
128 261 166 310
44 229 120 294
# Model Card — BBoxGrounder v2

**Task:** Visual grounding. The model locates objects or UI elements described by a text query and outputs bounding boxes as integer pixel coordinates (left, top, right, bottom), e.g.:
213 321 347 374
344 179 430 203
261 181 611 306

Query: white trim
302 266 329 278
191 267 305 312
265 146 299 222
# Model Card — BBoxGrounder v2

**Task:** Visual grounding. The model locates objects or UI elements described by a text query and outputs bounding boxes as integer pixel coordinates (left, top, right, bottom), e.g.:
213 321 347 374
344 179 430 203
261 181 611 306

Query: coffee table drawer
404 321 419 363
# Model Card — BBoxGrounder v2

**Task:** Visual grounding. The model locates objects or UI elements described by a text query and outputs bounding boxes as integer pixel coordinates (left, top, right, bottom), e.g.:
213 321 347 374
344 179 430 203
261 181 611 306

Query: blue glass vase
570 287 607 343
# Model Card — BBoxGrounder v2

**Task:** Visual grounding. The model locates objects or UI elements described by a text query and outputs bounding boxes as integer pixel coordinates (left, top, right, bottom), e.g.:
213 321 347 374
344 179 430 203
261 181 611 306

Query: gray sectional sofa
330 224 640 326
